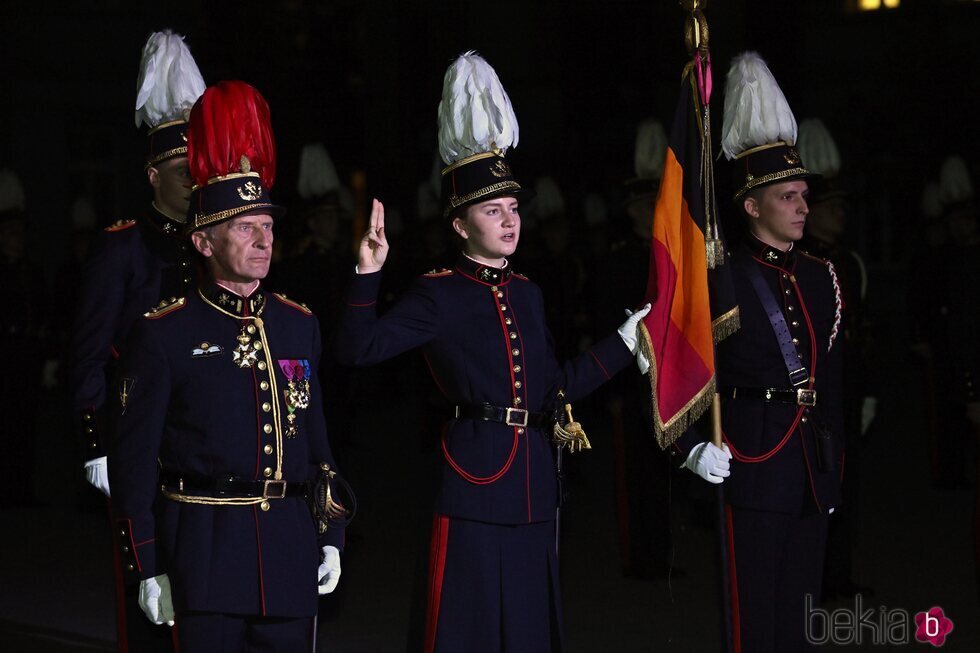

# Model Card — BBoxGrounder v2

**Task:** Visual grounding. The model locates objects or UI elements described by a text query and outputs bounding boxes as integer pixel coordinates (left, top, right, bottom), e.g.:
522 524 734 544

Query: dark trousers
425 515 564 653
176 612 315 653
726 506 828 653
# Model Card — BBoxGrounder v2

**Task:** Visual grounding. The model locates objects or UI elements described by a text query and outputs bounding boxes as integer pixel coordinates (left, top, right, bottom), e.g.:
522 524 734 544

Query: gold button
801 416 808 423
512 348 520 356
513 365 521 372
505 318 512 325
514 397 522 405
782 274 789 280
497 292 504 298
260 381 269 391
784 289 791 295
501 306 507 312
490 286 498 292
510 332 517 340
89 442 98 448
791 321 799 328
247 325 256 334
787 305 795 312
120 529 127 536
263 467 273 477
792 338 800 345
127 564 135 571
262 402 271 412
121 545 129 553
258 361 267 370
85 426 94 433
515 381 522 388
263 424 273 434
82 413 92 421
253 341 263 350
201 342 210 349
260 501 270 511
517 428 525 434
264 444 273 455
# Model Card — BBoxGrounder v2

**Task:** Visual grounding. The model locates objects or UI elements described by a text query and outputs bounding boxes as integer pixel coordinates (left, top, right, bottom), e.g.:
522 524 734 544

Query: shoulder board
271 293 313 315
423 268 454 278
512 272 529 281
104 219 137 233
144 297 186 319
797 250 829 265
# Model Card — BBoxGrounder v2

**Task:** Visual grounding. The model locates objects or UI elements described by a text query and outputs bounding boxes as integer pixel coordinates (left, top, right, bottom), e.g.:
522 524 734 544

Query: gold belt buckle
263 480 287 499
796 389 817 407
505 407 528 427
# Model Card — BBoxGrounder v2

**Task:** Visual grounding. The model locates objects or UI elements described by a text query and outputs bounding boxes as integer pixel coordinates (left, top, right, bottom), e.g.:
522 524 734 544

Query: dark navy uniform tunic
108 282 344 618
678 236 845 653
338 255 633 525
71 206 194 455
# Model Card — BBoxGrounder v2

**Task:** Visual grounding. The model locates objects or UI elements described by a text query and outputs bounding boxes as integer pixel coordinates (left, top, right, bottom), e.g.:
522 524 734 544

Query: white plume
939 155 974 205
135 30 206 128
583 192 608 226
0 168 25 212
297 143 342 200
635 118 667 180
797 119 840 178
920 181 943 220
533 176 566 220
721 52 798 160
437 51 519 165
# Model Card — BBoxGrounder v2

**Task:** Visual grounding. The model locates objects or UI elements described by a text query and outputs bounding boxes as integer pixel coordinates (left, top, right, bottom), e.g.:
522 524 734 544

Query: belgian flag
640 59 738 449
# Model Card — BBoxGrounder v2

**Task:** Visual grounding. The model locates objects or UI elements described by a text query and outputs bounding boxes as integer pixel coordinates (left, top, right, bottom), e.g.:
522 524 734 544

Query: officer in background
69 31 204 651
108 80 346 652
796 118 876 599
677 53 844 652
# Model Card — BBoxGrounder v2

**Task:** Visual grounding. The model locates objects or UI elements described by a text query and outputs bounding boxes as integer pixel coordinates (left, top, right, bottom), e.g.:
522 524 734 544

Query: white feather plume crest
533 176 566 219
920 181 943 220
297 143 342 200
135 30 206 128
634 118 668 180
939 155 974 205
721 52 798 160
797 119 840 178
0 168 25 212
437 51 519 165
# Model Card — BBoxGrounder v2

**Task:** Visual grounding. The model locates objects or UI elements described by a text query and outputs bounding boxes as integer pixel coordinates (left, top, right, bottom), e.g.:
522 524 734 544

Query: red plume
187 81 277 189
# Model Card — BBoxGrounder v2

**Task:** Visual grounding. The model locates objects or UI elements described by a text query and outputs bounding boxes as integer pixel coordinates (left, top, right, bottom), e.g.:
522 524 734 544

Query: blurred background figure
797 117 876 599
0 168 48 508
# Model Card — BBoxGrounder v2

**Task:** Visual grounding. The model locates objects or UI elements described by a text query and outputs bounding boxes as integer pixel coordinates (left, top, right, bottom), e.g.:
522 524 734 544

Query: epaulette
144 297 186 319
797 250 829 265
104 219 137 233
512 272 530 281
271 292 313 316
423 268 454 278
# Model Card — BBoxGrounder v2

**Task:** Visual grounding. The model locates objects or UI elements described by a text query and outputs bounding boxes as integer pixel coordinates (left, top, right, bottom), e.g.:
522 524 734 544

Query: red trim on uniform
454 266 514 287
442 426 518 484
251 364 261 478
104 220 136 232
271 292 312 315
253 506 267 615
588 349 611 380
424 515 451 653
506 287 533 522
799 430 823 513
839 451 846 483
111 345 120 360
133 537 155 547
725 505 742 653
346 300 376 307
422 352 450 399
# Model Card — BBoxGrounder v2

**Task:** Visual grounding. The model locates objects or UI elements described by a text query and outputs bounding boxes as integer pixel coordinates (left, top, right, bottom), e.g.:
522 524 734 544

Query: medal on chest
232 320 263 369
279 359 312 438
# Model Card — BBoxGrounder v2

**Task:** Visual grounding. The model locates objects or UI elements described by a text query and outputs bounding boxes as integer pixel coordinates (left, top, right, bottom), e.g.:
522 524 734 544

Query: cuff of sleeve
319 524 346 553
345 271 383 308
78 407 105 456
117 518 157 580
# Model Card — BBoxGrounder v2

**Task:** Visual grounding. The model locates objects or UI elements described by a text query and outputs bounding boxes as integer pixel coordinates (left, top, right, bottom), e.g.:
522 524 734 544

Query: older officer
108 81 345 652
338 52 649 653
678 53 844 652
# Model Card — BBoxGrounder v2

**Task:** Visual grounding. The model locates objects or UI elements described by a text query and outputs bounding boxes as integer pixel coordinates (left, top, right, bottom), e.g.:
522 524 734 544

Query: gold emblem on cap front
490 160 511 178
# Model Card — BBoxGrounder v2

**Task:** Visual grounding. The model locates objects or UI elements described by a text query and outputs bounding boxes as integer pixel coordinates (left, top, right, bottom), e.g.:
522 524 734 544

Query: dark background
2 0 977 275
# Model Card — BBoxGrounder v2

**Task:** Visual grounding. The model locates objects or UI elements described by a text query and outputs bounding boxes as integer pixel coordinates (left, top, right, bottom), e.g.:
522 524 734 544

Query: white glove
682 442 732 484
84 456 110 497
860 397 877 435
618 304 652 373
138 574 175 626
317 545 342 595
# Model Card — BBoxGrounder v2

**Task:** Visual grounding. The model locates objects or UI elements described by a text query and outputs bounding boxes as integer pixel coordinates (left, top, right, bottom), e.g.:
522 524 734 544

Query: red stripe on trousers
725 505 742 653
424 515 450 653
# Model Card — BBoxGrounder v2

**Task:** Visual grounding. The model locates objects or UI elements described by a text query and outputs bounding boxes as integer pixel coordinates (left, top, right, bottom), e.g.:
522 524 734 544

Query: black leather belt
720 386 817 407
454 403 551 428
160 472 308 500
